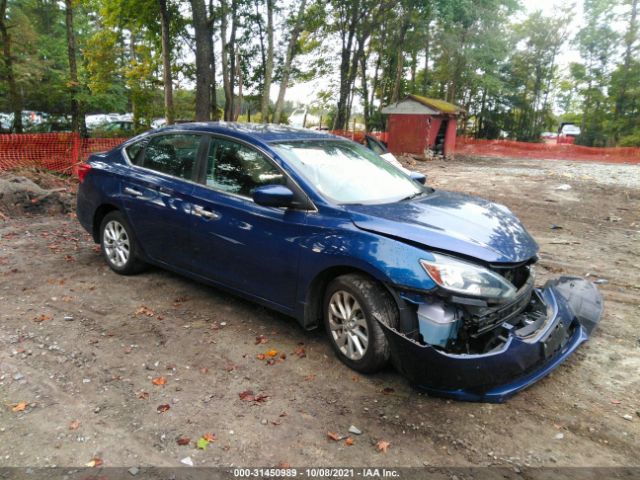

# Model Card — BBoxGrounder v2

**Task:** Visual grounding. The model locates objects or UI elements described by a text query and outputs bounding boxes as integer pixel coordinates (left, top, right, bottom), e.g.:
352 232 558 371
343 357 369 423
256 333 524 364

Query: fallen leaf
11 401 28 412
293 346 306 358
152 376 167 386
304 374 316 381
266 349 278 357
239 390 255 401
202 433 216 442
177 436 191 446
86 457 103 467
376 440 391 453
327 431 341 441
381 387 395 395
200 367 209 374
224 363 236 372
345 437 354 446
138 391 150 400
135 305 155 317
69 420 80 430
157 404 171 413
277 462 292 468
33 314 51 323
255 335 268 345
239 390 269 403
256 354 266 360
280 353 287 360
612 399 621 404
196 437 210 450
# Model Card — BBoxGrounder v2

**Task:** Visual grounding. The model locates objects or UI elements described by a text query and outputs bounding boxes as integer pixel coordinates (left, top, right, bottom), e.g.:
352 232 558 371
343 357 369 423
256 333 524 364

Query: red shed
381 95 463 157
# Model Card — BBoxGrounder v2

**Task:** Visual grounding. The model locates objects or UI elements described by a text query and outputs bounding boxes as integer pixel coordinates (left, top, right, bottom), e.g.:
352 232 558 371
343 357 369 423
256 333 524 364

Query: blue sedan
76 123 603 402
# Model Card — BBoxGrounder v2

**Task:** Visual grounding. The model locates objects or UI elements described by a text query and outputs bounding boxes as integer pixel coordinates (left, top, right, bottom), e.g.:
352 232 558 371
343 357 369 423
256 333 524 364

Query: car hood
348 190 539 264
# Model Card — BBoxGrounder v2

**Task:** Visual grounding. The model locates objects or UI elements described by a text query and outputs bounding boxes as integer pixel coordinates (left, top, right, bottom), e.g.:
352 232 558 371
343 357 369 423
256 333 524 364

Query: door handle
158 186 174 195
193 205 217 219
124 187 143 197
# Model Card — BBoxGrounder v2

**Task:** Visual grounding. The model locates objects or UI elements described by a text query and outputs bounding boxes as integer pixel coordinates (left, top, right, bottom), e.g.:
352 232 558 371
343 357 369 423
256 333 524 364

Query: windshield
271 140 423 204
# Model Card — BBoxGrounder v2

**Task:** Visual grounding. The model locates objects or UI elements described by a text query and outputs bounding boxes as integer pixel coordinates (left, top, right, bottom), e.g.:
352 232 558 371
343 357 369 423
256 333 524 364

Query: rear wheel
323 273 399 373
99 211 146 275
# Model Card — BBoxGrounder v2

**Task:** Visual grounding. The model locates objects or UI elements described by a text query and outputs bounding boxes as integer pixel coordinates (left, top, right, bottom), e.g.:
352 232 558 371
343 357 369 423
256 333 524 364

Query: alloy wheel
327 290 369 360
103 220 131 268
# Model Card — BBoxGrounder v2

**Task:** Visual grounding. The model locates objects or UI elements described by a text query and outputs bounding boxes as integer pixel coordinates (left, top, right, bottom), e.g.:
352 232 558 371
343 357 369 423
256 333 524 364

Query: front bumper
380 277 603 403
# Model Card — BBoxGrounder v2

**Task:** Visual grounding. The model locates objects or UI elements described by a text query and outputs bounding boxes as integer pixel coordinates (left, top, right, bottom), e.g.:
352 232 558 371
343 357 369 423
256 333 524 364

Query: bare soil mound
0 169 76 218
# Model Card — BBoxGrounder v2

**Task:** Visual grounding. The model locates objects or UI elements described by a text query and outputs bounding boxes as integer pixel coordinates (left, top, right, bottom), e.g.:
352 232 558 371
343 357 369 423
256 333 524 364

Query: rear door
188 136 310 310
121 133 205 268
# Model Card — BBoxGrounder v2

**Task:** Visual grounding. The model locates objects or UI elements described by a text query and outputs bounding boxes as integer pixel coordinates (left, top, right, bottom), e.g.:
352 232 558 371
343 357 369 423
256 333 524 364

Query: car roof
153 121 337 143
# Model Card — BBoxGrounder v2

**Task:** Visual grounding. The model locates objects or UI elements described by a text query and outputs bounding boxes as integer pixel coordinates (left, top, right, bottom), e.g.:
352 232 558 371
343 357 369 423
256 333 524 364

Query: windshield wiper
400 191 425 202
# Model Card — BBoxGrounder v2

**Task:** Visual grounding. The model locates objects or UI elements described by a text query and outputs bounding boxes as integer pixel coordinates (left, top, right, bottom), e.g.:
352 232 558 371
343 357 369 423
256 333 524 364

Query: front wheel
99 211 146 275
323 273 399 373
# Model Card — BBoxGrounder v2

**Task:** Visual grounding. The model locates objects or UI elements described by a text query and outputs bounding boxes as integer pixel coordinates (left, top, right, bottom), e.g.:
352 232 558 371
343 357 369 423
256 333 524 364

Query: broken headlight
420 253 517 301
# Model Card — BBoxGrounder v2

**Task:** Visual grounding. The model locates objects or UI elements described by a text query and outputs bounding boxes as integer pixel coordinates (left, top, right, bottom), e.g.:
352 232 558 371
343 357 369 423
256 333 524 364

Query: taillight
77 163 92 183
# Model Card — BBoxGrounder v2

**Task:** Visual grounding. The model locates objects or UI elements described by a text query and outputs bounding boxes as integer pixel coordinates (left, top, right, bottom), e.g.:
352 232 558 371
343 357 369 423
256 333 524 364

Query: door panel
120 133 203 268
189 137 306 310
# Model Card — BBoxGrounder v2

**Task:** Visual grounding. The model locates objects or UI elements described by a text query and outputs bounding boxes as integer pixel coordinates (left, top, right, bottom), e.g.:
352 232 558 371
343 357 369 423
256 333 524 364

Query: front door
189 137 308 310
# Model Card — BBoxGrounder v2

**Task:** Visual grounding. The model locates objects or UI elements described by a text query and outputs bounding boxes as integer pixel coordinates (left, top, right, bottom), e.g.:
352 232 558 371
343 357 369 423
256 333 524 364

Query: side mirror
410 172 427 185
253 184 295 208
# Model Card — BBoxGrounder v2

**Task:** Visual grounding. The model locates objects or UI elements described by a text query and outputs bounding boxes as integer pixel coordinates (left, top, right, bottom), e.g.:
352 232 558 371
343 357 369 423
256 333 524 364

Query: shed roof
381 95 463 116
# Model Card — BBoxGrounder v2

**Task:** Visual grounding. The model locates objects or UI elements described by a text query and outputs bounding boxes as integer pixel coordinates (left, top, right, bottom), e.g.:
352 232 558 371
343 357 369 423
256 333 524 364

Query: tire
99 210 146 275
323 273 399 373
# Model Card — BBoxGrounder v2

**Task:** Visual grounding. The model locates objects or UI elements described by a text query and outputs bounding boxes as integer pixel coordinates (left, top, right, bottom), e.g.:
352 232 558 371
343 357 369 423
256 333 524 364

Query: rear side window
125 141 145 165
204 138 285 197
142 134 201 181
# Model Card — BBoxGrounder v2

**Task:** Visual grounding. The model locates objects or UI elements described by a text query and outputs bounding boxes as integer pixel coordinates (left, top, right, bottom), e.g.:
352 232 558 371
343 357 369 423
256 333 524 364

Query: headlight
420 253 517 301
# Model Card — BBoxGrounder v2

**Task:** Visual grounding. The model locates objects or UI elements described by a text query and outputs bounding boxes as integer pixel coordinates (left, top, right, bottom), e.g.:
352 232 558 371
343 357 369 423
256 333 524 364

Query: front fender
293 216 439 325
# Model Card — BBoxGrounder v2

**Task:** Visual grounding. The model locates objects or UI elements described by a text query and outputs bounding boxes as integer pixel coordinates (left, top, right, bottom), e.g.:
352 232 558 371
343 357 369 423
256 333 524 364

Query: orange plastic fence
329 130 389 144
0 133 127 174
457 137 640 164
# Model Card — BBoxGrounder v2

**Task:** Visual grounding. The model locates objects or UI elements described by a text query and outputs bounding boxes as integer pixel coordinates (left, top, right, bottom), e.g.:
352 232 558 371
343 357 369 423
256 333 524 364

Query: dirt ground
0 156 638 469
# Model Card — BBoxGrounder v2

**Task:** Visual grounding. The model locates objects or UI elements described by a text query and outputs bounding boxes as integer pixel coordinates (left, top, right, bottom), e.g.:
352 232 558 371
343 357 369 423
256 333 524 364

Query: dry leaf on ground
376 440 391 453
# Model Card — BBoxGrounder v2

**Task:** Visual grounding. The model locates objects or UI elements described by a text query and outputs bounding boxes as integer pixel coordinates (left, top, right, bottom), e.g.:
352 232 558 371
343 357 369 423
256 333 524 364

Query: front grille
466 271 535 337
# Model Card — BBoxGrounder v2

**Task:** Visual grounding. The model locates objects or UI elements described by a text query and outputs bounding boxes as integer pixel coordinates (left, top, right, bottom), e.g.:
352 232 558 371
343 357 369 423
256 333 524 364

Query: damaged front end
384 268 603 403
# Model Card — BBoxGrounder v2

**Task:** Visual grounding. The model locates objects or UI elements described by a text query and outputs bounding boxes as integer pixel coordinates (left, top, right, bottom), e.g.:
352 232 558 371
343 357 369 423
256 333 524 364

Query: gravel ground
0 157 638 469
418 156 640 189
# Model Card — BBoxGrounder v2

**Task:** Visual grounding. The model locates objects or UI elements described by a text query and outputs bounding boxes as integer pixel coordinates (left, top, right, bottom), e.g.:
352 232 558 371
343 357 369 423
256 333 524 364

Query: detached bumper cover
380 277 603 403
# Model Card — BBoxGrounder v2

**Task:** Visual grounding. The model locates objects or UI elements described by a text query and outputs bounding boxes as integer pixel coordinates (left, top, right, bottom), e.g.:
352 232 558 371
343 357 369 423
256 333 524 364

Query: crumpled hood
348 190 539 263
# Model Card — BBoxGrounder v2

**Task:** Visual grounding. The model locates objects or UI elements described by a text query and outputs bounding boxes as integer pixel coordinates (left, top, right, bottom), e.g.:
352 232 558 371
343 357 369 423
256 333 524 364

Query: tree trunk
224 0 238 121
0 0 22 132
390 13 411 103
360 52 370 131
421 26 430 95
235 52 242 120
260 0 274 123
210 14 219 120
159 0 175 124
272 0 307 123
614 0 638 128
409 49 417 93
65 0 83 135
190 0 212 121
220 0 231 120
334 1 360 130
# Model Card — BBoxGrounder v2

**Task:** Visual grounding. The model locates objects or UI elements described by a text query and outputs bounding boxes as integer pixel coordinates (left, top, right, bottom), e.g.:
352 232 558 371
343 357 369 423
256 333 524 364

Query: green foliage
1 0 640 146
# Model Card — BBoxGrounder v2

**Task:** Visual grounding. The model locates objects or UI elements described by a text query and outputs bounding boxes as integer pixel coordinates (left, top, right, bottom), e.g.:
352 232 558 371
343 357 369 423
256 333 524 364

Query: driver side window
204 138 285 197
